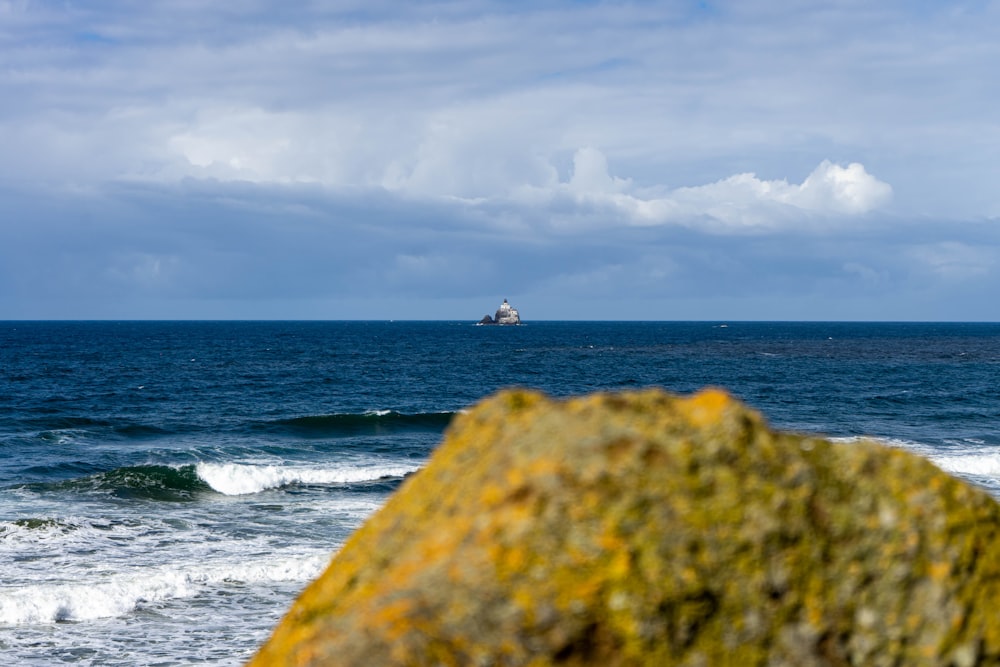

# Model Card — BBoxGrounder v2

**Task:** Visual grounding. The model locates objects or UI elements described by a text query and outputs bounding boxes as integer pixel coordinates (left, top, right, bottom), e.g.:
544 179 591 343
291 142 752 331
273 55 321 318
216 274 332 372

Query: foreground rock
250 388 1000 666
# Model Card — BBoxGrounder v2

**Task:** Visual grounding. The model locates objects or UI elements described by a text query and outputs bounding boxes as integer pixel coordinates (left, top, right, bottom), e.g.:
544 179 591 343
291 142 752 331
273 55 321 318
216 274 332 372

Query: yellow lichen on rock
249 388 1000 666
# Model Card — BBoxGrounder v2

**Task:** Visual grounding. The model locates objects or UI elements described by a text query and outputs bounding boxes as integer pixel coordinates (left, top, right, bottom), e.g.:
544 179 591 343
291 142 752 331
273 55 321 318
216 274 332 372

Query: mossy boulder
249 388 1000 666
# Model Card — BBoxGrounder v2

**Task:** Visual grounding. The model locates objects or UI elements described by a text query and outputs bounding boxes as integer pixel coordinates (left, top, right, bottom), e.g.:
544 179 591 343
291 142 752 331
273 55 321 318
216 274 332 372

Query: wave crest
195 461 421 495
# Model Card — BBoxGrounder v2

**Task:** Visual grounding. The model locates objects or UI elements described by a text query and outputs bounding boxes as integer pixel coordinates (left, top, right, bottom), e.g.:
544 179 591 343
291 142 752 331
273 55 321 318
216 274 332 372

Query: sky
1 0 999 321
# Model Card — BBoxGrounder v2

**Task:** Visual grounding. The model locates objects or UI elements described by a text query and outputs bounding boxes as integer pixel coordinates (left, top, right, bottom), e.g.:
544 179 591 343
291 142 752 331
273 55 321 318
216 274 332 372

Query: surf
195 461 421 495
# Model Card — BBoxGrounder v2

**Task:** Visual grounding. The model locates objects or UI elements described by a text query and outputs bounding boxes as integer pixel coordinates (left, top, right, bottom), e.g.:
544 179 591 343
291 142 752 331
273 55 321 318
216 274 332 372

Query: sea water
2 321 1000 665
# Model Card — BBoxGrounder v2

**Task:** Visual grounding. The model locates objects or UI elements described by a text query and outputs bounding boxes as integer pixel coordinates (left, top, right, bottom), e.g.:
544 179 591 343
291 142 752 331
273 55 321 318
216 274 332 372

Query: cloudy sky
1 0 998 320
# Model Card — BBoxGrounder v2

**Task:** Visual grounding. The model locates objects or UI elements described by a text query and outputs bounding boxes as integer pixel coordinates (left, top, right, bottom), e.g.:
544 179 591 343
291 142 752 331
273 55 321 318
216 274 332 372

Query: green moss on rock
249 388 1000 666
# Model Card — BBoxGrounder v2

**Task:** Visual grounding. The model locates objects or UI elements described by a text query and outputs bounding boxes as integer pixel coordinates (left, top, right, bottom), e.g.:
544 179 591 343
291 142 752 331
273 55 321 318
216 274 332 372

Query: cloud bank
525 151 893 230
0 1 998 320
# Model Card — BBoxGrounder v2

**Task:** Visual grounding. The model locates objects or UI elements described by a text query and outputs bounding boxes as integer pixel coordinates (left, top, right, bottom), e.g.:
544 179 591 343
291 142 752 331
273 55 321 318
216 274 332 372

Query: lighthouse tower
494 299 521 325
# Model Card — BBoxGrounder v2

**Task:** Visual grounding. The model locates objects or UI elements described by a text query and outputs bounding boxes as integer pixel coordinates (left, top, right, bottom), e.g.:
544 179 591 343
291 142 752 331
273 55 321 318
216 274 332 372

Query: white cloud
793 161 894 214
568 147 630 194
0 0 974 222
669 160 892 218
163 105 403 185
137 96 897 230
169 108 303 181
512 148 893 230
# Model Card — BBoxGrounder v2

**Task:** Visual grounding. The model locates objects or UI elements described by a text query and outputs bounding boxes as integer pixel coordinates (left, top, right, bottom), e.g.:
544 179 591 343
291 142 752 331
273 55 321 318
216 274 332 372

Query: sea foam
831 436 1000 480
0 554 328 625
930 453 1000 477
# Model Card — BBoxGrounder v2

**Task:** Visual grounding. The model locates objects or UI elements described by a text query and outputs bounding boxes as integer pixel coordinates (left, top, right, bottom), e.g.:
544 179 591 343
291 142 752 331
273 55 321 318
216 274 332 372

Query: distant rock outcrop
249 388 1000 667
477 298 521 325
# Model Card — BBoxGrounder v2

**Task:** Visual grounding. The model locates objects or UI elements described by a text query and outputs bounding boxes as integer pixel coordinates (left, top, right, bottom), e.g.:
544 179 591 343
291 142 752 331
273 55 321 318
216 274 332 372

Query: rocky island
477 298 521 325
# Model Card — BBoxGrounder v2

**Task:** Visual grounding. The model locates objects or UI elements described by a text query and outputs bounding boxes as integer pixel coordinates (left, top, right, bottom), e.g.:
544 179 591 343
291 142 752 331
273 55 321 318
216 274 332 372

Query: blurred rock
250 388 1000 666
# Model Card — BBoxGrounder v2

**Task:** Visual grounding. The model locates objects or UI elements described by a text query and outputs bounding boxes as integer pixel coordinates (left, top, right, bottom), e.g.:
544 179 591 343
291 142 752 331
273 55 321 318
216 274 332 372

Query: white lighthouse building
494 299 521 325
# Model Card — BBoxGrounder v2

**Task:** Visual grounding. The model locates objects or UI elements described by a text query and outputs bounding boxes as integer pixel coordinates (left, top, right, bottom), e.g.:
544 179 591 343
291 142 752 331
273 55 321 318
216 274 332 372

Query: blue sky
1 0 999 320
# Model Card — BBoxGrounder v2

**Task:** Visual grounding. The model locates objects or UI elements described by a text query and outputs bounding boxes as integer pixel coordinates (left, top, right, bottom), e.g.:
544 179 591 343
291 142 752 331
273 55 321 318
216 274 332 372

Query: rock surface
249 388 1000 666
478 298 521 325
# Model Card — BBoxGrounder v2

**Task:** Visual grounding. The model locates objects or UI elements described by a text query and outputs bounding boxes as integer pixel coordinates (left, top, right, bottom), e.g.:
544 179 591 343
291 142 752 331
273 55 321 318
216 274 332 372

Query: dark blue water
2 321 1000 665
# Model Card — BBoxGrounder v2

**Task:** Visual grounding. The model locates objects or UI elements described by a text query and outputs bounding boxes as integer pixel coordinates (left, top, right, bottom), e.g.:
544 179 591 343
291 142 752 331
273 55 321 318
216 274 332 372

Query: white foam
0 554 328 625
929 453 1000 478
196 461 421 495
0 517 155 568
829 435 919 448
830 434 1000 483
829 435 939 458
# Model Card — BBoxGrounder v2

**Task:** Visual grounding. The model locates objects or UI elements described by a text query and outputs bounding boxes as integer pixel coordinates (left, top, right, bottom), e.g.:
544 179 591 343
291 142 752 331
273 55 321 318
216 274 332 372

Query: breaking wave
0 554 329 625
18 460 421 499
195 461 421 495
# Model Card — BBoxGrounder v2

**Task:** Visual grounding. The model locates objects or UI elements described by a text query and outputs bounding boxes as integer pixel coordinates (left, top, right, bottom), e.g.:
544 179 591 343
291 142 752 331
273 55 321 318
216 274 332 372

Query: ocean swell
21 465 211 501
256 410 456 437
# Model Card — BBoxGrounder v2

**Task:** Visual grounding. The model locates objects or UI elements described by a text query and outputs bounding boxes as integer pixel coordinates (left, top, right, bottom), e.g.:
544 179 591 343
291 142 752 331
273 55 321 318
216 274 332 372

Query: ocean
2 320 999 665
